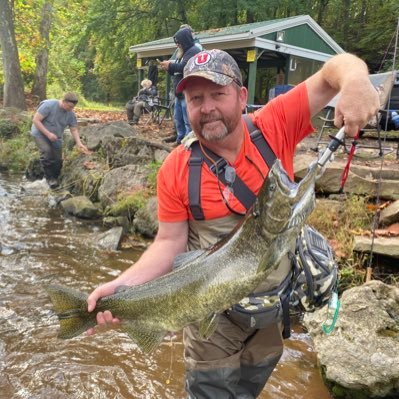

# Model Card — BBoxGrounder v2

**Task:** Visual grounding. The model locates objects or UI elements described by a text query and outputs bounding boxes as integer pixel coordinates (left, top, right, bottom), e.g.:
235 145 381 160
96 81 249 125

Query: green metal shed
129 15 344 105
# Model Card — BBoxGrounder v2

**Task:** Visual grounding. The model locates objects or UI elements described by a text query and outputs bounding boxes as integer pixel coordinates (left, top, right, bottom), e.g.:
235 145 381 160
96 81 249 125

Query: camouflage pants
183 312 284 399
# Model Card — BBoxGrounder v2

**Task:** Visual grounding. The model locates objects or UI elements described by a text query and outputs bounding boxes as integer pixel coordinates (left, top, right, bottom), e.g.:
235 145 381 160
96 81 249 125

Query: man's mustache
200 114 223 124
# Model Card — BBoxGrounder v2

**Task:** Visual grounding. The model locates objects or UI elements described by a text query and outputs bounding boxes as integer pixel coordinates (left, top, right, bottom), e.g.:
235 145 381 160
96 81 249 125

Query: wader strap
188 115 277 220
188 155 205 220
281 293 291 339
190 143 257 211
242 114 276 169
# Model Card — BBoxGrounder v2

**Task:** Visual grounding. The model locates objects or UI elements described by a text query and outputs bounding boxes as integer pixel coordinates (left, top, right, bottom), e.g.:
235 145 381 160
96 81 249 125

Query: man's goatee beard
200 125 229 141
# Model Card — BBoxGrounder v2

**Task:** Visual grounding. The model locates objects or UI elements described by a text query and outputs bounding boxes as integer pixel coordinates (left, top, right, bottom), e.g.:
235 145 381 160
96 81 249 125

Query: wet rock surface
303 280 399 398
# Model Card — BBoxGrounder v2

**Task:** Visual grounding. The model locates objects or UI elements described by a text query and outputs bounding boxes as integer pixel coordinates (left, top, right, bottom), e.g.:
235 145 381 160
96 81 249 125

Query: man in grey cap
87 49 379 397
31 92 90 189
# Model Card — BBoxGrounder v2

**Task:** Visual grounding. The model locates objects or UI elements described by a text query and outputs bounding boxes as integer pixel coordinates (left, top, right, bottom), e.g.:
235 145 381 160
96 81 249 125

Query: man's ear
239 86 248 111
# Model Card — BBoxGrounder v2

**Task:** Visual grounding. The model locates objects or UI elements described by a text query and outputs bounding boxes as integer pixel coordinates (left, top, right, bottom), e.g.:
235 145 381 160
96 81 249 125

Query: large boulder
133 196 158 238
303 280 399 398
380 200 399 226
0 107 32 138
353 236 399 258
60 154 107 202
98 164 151 209
105 136 170 168
20 178 49 195
77 121 137 151
94 226 123 251
61 196 100 219
294 154 399 200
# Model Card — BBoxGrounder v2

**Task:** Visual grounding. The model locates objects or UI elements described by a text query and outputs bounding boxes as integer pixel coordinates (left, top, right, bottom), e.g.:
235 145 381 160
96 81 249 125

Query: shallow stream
0 172 332 399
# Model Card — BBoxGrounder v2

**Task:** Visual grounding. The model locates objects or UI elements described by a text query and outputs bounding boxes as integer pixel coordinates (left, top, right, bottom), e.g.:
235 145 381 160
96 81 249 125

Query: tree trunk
31 1 53 101
0 0 26 110
341 0 351 46
316 0 329 25
176 0 188 24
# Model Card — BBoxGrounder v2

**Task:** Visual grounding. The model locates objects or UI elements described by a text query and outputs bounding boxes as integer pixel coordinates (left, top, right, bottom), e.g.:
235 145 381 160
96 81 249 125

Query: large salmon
47 158 318 353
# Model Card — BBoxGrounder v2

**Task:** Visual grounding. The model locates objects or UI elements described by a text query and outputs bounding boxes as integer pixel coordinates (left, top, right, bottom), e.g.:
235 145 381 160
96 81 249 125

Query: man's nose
200 97 216 113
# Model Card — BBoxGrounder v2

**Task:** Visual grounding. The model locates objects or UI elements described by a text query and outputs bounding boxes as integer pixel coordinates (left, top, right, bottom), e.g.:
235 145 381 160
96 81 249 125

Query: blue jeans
174 96 191 142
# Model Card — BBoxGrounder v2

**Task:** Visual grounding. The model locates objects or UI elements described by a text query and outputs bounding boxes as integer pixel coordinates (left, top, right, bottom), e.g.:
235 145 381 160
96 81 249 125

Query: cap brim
176 71 234 93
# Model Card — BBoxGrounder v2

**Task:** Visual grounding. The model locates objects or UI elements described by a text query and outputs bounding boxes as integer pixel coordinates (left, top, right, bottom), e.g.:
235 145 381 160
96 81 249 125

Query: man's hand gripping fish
47 156 320 353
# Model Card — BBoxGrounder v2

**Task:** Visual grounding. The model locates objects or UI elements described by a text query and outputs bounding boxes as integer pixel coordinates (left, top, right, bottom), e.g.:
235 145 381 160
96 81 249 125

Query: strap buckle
209 157 227 174
188 156 203 166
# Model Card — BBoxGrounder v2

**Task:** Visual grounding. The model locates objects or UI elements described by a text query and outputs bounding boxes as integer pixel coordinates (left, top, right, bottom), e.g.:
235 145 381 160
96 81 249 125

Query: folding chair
151 97 174 125
142 96 158 125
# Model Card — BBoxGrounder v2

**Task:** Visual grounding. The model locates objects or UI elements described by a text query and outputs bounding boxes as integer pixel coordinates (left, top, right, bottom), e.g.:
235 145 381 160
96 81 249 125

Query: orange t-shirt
157 82 314 222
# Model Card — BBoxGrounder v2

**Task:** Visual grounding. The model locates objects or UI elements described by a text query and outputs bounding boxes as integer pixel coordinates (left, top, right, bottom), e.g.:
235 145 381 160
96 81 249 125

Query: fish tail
46 284 96 339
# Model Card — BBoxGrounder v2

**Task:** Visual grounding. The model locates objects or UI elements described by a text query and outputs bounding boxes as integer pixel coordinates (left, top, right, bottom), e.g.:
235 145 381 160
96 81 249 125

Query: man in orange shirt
87 50 379 398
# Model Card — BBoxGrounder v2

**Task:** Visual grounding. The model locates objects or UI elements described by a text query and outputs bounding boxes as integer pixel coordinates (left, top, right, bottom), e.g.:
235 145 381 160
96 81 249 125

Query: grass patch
308 195 376 291
75 101 124 112
147 161 162 192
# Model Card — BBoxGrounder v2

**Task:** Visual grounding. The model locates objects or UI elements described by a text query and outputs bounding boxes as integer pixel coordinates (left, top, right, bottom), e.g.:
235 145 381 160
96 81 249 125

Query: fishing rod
317 126 346 168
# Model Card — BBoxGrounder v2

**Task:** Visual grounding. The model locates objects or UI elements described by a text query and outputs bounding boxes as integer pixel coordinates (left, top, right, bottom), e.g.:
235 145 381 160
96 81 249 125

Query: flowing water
0 172 332 399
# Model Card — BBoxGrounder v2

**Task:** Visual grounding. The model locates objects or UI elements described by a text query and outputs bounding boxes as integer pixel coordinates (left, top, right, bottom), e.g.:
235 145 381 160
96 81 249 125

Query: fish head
255 159 317 234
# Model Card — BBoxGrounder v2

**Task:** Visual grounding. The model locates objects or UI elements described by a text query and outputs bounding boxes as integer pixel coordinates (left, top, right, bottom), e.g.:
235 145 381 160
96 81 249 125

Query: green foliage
7 0 399 101
147 161 162 192
309 195 373 256
78 101 124 111
0 108 37 171
0 135 36 171
13 0 43 87
308 195 375 291
82 170 103 201
0 120 21 138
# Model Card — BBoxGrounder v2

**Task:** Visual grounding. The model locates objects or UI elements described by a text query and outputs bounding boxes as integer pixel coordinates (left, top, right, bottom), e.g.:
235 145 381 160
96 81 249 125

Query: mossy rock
105 192 147 218
0 119 20 138
0 107 32 138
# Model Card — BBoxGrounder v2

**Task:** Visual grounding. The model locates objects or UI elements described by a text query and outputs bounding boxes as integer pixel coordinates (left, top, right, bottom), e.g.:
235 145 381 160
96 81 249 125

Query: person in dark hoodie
160 28 201 144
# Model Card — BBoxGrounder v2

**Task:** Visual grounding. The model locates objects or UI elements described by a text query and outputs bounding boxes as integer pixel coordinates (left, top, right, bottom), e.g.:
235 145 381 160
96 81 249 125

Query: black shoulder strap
188 116 277 220
189 143 257 217
188 151 205 220
242 114 276 168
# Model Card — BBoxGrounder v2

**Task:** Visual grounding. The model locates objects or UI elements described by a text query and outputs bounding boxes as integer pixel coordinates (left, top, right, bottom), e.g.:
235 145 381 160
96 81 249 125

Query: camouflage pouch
225 294 284 329
225 271 292 330
289 225 339 312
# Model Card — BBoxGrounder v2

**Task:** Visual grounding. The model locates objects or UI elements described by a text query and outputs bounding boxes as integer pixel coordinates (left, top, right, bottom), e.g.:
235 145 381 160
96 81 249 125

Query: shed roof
129 15 344 61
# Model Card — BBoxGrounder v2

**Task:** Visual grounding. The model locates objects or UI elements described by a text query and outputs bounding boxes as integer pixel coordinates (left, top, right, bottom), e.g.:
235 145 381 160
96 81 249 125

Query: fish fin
46 284 95 339
123 322 166 353
198 312 219 339
172 249 205 270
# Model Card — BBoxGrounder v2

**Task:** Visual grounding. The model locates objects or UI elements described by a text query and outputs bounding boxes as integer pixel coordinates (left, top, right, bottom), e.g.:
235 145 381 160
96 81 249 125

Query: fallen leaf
374 223 399 237
83 160 97 169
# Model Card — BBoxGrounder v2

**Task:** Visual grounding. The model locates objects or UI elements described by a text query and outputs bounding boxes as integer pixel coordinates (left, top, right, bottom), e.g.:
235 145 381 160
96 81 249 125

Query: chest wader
33 134 63 181
182 116 293 399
